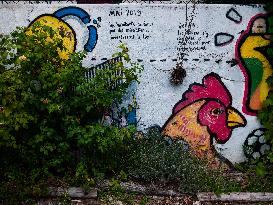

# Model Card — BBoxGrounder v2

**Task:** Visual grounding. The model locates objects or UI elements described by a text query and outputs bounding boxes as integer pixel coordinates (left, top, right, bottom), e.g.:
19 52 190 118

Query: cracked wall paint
0 3 269 163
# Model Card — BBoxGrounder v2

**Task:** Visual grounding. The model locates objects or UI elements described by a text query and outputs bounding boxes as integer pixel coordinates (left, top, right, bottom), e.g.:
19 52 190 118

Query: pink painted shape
198 101 231 143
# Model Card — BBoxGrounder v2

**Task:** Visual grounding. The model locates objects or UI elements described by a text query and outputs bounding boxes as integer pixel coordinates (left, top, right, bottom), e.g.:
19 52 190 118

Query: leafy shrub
255 96 273 176
234 162 273 192
0 23 142 203
255 2 273 176
122 126 241 194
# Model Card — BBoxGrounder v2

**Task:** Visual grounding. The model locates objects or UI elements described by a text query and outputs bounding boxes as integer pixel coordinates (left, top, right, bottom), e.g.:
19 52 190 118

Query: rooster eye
211 108 224 116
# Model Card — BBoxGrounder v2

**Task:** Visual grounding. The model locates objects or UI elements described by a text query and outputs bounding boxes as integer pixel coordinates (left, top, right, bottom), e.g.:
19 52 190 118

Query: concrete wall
0 3 271 165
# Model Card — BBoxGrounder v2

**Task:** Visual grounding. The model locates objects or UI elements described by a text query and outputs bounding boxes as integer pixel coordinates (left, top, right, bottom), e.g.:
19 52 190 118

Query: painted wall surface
0 3 271 165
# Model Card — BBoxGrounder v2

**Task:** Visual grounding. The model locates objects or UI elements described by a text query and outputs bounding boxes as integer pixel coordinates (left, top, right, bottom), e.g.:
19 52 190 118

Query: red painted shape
198 101 231 143
173 73 231 114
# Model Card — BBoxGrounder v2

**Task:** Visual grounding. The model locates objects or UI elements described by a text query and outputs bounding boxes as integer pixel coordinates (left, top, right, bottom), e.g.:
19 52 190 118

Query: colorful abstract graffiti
162 73 246 167
27 6 98 59
2 3 270 163
84 56 139 127
236 13 273 115
27 6 139 127
102 94 138 128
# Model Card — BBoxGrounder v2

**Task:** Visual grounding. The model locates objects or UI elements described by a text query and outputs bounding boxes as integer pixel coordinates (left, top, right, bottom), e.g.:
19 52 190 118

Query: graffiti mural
27 6 98 59
1 3 270 163
214 32 234 47
244 128 271 160
162 73 246 167
102 93 138 128
226 8 242 24
27 6 138 128
236 13 273 115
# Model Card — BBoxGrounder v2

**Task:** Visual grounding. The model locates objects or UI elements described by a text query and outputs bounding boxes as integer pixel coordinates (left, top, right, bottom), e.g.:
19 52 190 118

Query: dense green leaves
258 86 273 175
122 127 241 194
255 2 273 177
0 24 142 203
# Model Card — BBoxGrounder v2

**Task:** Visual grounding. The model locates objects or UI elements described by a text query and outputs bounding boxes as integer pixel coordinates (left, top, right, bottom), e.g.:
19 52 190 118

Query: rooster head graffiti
162 73 246 167
237 13 273 115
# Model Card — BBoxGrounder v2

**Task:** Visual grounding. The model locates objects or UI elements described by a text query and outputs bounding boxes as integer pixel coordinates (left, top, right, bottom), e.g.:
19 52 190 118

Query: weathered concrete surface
198 192 273 202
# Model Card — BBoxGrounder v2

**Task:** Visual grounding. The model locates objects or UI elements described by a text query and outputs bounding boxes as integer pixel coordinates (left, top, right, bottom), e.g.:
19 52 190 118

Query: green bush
234 162 273 192
257 85 273 175
122 126 241 194
0 23 142 203
255 2 273 176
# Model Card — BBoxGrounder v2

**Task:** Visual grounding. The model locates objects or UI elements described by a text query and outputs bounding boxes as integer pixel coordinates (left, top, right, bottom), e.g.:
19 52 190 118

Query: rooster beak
227 107 246 128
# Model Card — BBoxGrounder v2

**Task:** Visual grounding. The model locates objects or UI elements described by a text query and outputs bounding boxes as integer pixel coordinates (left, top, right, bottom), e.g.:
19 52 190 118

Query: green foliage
57 192 72 205
257 55 273 175
99 191 137 205
265 2 273 13
99 177 136 205
0 171 48 205
251 0 273 179
0 23 142 203
139 196 149 205
234 162 273 192
122 127 241 194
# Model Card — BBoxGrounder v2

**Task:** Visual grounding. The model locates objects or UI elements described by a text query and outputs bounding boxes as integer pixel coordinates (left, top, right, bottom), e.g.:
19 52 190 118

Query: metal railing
85 56 124 89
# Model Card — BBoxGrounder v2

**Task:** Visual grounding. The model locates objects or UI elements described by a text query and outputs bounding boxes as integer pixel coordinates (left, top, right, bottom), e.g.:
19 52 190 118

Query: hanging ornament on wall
169 2 195 86
170 63 186 85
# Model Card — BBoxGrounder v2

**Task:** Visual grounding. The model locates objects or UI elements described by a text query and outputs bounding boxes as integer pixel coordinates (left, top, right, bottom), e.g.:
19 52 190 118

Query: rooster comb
173 73 232 114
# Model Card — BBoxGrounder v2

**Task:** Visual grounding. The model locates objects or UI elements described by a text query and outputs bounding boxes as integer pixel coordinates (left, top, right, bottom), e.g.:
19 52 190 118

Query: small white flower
19 55 27 61
57 87 63 94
